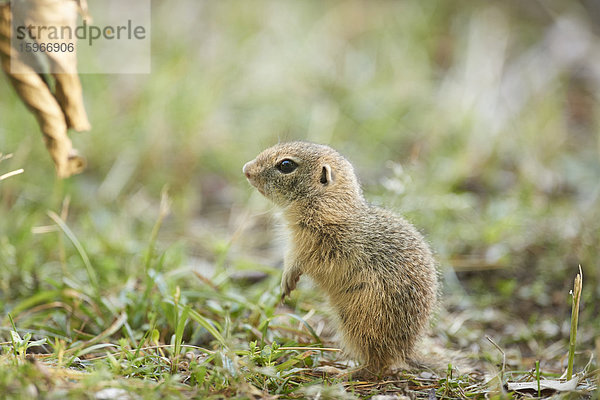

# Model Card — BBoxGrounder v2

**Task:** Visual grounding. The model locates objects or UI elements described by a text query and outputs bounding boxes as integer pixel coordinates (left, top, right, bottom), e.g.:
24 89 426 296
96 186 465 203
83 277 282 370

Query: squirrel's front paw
280 269 301 301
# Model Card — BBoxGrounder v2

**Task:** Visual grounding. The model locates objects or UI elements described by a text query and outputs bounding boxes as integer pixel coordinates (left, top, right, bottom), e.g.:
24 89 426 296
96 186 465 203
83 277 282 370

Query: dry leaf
0 1 90 178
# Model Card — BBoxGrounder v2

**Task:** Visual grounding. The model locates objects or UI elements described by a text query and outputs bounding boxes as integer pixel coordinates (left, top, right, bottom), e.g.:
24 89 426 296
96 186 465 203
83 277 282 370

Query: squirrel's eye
277 159 297 174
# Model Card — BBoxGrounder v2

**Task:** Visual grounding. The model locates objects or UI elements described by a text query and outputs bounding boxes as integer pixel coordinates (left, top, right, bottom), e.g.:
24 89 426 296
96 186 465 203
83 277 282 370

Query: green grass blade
8 290 61 318
567 266 583 380
283 313 321 344
47 211 99 292
186 307 227 348
174 305 190 358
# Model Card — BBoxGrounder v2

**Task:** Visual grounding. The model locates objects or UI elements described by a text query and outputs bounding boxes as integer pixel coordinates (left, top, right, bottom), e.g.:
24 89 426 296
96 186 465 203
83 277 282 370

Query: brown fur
243 141 438 375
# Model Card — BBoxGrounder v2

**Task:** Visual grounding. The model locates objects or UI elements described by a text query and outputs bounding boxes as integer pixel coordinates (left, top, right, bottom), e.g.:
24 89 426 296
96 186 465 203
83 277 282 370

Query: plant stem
566 265 583 381
536 360 540 397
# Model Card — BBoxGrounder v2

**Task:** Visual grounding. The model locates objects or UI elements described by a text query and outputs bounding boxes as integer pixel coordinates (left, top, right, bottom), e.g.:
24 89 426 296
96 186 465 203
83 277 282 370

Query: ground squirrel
243 141 438 375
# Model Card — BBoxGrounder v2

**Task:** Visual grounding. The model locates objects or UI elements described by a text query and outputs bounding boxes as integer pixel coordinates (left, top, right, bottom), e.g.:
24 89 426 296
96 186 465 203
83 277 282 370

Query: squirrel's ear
320 164 334 185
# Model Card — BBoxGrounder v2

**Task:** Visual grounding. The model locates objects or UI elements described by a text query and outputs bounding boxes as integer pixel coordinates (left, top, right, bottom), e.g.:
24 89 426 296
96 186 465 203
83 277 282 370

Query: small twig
193 271 219 290
0 153 13 162
86 343 215 361
65 312 127 354
0 168 24 181
486 335 506 384
279 347 341 352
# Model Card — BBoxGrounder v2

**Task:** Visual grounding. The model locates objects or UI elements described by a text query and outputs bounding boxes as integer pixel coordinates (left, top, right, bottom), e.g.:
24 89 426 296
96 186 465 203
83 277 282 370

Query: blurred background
1 0 599 373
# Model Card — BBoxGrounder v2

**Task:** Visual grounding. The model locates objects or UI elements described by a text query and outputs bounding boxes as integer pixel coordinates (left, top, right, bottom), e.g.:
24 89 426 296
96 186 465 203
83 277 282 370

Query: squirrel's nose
242 161 253 179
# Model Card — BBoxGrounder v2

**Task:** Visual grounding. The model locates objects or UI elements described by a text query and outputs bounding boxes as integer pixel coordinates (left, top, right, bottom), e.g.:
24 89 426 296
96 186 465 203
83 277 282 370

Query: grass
1 0 599 398
567 266 582 381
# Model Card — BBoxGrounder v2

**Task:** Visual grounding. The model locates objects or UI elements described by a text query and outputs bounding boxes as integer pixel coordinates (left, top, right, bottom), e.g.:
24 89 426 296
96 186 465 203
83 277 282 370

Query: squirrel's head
243 142 363 212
